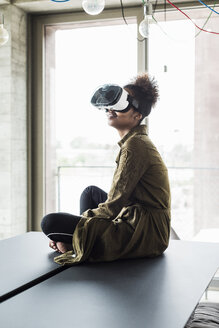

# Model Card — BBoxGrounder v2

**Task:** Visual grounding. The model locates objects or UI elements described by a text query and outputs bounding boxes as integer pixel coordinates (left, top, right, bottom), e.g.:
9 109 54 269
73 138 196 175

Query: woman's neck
117 123 140 139
117 128 131 139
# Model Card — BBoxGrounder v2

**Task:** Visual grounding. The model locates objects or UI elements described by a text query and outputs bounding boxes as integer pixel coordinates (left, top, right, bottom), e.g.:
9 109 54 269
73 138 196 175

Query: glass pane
148 10 219 241
45 21 137 215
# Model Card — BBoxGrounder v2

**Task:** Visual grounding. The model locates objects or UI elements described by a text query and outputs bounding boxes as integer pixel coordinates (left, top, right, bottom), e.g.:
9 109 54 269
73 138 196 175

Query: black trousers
41 185 107 244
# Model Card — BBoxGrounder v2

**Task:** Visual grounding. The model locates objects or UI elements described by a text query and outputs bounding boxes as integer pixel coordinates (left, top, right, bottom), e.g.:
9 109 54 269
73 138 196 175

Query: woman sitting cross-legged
41 73 171 265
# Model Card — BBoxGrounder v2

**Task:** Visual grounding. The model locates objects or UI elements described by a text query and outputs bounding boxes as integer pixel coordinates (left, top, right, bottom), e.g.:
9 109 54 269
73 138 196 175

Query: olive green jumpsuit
54 125 171 265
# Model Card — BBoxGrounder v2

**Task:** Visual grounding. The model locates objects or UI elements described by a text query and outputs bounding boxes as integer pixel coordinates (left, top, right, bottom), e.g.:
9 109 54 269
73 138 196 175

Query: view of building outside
45 12 219 241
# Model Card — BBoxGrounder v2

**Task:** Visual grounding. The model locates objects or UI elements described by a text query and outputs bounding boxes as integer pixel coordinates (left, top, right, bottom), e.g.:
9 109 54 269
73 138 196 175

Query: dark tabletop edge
0 265 68 303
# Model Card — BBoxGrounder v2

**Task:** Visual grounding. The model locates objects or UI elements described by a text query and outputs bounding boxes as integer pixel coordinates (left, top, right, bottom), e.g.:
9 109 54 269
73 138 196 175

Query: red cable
166 0 219 35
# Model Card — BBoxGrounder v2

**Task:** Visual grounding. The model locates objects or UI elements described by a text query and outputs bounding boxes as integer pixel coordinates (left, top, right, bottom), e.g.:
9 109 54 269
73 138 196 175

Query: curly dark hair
124 73 159 119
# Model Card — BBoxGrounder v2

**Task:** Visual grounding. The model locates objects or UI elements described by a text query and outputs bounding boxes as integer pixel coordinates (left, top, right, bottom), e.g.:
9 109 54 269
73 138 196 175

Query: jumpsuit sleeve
82 139 150 220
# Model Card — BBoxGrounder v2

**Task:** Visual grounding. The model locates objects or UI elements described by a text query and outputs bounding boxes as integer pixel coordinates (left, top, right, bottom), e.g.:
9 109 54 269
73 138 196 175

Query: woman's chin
107 118 116 126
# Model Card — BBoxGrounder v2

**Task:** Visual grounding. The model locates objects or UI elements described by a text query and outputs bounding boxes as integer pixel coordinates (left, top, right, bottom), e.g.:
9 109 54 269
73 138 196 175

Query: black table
0 232 66 301
1 238 219 328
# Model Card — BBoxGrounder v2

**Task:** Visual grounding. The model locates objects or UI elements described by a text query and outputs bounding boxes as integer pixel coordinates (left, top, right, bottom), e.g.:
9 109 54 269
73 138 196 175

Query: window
45 21 138 215
31 8 144 229
148 8 219 240
32 7 219 240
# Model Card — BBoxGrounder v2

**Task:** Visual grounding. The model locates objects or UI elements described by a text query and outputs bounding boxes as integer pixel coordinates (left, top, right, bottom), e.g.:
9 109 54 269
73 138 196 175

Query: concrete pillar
0 4 27 239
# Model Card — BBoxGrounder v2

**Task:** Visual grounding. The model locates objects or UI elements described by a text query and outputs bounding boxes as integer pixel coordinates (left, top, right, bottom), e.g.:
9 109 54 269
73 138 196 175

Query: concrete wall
0 4 27 239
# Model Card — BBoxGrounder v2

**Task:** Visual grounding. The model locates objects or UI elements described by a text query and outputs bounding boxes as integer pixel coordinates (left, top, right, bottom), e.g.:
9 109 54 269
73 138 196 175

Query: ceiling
0 0 207 14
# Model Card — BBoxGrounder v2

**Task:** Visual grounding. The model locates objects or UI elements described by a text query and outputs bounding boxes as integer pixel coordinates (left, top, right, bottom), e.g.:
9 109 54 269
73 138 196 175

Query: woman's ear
134 113 142 121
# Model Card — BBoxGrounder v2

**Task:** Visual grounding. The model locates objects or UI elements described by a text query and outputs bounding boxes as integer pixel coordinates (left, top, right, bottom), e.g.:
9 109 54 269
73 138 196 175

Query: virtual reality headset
90 84 139 113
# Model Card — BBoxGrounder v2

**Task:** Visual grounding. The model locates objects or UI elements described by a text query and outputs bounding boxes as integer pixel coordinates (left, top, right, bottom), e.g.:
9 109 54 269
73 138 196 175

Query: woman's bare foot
56 242 73 254
49 240 60 252
49 240 73 254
